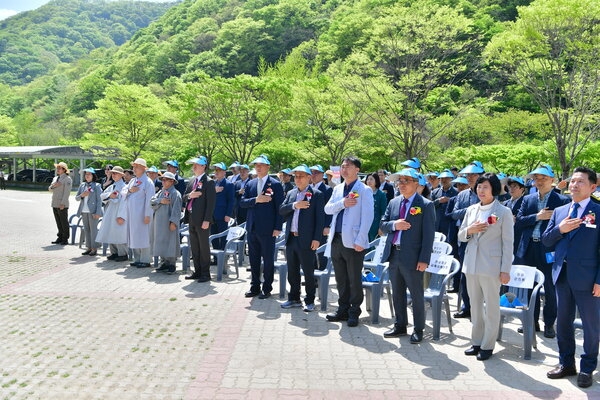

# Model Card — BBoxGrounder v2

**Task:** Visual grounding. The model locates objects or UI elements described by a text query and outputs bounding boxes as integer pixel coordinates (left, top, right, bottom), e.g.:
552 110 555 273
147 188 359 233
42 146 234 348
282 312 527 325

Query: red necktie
392 198 409 243
187 179 198 211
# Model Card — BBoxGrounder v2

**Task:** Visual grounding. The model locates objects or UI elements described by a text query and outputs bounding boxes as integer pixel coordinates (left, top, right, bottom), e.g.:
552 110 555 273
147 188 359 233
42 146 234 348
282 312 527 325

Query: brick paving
0 189 597 399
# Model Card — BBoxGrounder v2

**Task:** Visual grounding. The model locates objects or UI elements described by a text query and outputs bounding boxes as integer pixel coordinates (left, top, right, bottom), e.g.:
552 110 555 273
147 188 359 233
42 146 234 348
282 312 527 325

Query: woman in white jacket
458 173 513 361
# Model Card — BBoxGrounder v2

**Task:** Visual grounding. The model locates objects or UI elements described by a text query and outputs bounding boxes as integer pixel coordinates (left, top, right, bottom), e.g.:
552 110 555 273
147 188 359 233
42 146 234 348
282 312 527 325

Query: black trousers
52 207 69 242
189 223 211 279
331 234 365 318
285 235 316 304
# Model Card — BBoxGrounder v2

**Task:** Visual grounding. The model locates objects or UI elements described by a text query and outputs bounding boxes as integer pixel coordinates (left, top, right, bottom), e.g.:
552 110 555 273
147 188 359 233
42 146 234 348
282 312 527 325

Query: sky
0 0 173 20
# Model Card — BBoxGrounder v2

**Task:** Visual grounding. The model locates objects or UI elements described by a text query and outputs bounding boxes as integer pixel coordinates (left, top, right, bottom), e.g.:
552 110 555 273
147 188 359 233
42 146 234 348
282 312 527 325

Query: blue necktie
570 203 580 219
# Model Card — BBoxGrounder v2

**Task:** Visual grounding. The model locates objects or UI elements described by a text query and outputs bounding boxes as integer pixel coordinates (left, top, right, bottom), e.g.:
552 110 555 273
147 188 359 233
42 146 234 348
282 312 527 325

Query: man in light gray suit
324 156 374 327
380 168 435 343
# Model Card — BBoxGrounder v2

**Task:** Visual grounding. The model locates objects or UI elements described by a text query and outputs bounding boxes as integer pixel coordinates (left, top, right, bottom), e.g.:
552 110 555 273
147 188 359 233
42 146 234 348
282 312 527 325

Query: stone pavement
0 189 597 399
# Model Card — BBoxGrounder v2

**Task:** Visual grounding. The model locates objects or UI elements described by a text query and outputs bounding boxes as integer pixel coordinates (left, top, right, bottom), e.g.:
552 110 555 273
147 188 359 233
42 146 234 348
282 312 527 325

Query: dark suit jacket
515 191 569 259
379 193 436 267
233 177 250 222
213 178 235 220
279 186 325 249
316 182 333 228
381 181 395 204
240 175 284 235
503 195 525 254
183 174 216 226
431 185 458 233
542 201 600 290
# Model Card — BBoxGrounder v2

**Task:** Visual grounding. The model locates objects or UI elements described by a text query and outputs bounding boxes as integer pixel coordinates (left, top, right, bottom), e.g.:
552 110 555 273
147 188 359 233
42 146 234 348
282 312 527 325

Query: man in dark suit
240 154 285 299
311 164 333 270
233 164 250 224
542 166 600 388
163 160 186 198
379 168 435 343
516 164 569 338
279 168 295 196
431 169 458 235
279 164 325 312
377 169 395 204
183 156 216 283
210 162 235 250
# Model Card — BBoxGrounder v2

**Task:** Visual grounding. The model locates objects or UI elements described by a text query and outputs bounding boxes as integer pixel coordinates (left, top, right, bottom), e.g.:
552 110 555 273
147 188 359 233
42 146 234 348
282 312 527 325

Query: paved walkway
0 190 596 399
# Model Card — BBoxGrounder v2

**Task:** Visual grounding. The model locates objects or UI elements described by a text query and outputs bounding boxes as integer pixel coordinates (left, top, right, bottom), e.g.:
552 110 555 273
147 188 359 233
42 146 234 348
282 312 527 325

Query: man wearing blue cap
445 176 470 292
279 164 325 311
146 166 162 193
233 164 250 224
401 157 421 172
228 161 241 183
241 154 285 299
503 176 527 254
324 156 374 327
380 168 435 343
431 169 458 235
210 162 235 253
279 168 295 196
163 160 186 197
450 161 486 317
183 156 216 282
516 164 569 338
377 169 395 204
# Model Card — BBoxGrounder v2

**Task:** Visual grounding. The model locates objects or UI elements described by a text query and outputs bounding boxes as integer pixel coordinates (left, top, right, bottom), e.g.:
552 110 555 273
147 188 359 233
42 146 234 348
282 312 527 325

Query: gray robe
96 180 127 245
118 175 154 249
150 186 182 258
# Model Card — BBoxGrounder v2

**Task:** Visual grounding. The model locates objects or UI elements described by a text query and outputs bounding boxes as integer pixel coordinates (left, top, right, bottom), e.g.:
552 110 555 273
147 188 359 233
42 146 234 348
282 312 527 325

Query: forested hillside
0 0 177 85
1 0 599 177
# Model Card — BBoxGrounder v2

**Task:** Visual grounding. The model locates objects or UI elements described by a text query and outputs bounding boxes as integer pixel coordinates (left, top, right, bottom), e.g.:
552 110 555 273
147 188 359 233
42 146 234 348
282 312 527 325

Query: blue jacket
213 178 235 220
240 176 284 235
279 186 325 249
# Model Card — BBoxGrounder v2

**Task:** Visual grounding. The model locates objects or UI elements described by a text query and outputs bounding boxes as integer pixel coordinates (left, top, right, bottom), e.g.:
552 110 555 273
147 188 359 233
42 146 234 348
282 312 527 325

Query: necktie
392 198 409 244
570 202 580 219
187 179 199 211
257 178 264 195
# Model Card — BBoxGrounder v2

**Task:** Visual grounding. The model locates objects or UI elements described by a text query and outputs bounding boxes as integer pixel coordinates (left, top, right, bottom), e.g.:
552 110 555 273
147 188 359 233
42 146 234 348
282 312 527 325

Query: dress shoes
197 276 211 283
547 365 577 379
166 265 177 275
136 263 151 268
347 317 359 327
476 349 493 361
82 249 92 255
383 325 407 338
115 255 129 262
59 241 68 245
577 372 593 388
543 325 556 338
464 345 481 356
245 290 260 298
258 292 271 299
107 254 118 260
325 312 349 322
155 264 170 272
130 262 141 267
88 250 97 256
51 239 61 244
185 273 202 280
410 330 423 344
453 310 471 319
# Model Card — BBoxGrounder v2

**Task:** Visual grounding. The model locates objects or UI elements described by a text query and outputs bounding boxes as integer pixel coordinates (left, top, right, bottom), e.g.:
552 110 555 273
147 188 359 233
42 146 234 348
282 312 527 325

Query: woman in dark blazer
458 173 513 361
75 167 103 256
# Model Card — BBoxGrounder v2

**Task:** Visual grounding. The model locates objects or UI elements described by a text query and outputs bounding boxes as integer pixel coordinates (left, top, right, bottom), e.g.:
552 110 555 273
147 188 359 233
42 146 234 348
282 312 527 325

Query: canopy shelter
0 146 101 184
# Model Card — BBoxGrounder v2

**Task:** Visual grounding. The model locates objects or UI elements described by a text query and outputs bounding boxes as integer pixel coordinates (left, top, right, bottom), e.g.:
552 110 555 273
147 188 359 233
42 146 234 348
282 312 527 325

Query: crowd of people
46 155 600 388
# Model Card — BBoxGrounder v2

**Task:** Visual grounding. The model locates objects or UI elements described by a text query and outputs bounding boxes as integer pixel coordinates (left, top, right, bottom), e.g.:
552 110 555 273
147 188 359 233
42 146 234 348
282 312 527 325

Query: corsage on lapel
347 190 360 199
265 182 273 196
304 189 313 202
583 211 596 228
487 214 499 225
409 206 422 216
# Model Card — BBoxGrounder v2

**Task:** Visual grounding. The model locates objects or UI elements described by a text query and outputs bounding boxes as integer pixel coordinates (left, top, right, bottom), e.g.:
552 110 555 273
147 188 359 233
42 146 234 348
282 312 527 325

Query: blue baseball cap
401 157 421 169
389 168 420 182
211 162 228 171
280 168 293 175
147 166 159 173
250 154 271 165
186 156 208 166
83 167 96 174
496 172 507 180
452 176 469 185
438 169 454 179
426 171 439 177
417 173 427 186
309 164 325 173
292 164 312 175
460 161 485 174
163 160 179 169
229 161 240 169
529 164 555 178
507 176 525 187
239 164 250 170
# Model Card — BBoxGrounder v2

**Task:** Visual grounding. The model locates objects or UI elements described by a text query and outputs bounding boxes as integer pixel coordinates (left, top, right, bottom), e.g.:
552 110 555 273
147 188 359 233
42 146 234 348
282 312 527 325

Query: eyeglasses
397 179 416 185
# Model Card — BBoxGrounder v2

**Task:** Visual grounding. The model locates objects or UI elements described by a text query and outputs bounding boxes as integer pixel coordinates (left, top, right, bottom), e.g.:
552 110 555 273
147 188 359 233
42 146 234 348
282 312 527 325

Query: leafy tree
85 83 172 160
485 0 600 178
0 115 18 146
